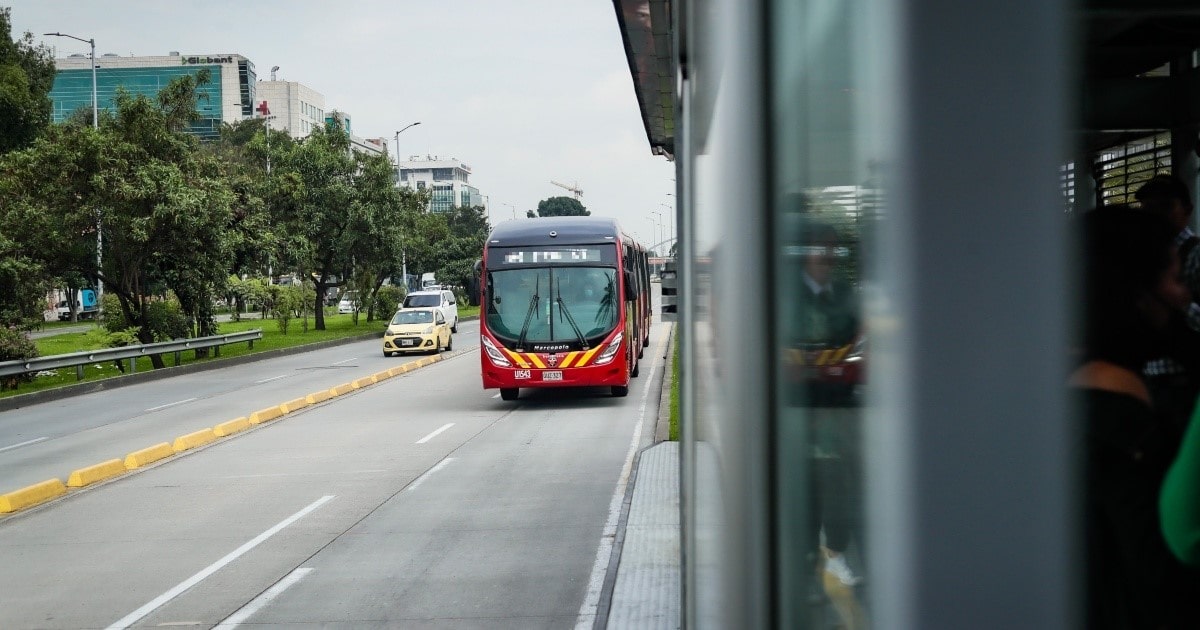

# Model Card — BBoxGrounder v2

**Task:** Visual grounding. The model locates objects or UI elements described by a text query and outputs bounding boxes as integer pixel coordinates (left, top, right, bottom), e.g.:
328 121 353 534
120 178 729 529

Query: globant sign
181 55 233 65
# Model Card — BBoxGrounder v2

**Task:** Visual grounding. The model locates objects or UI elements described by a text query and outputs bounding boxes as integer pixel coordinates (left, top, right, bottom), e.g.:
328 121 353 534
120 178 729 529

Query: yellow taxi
382 308 452 356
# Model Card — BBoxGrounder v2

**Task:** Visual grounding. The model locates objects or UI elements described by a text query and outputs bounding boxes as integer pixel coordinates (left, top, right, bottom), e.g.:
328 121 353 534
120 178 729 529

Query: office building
398 156 483 213
50 52 254 139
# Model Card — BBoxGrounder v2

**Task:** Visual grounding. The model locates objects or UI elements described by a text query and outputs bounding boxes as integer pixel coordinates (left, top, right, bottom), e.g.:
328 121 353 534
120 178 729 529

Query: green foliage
373 285 403 318
0 325 37 389
0 234 50 328
268 285 305 334
532 196 589 217
104 326 141 348
225 275 271 320
102 293 189 342
0 8 55 153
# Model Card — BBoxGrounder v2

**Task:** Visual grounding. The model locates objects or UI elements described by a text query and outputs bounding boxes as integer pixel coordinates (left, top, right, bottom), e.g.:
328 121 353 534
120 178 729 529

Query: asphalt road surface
0 307 668 629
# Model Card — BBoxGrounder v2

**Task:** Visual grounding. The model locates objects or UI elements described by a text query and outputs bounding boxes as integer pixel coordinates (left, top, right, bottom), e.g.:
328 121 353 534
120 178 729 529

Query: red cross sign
256 100 271 116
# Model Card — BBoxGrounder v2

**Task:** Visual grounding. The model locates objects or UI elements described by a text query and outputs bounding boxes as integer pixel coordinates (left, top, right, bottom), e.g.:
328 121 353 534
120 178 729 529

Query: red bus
479 216 651 400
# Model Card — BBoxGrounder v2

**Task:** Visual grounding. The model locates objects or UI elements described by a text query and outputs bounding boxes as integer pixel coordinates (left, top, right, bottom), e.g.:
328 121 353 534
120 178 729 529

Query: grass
5 312 393 400
670 336 679 441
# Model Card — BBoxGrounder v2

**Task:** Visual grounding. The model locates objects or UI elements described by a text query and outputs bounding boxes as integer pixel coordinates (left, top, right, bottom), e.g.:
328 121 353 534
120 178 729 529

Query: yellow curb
329 383 354 397
373 370 393 381
280 397 309 414
0 478 67 513
173 428 218 453
387 365 407 377
67 459 126 488
249 405 285 424
306 390 333 404
351 375 377 389
214 417 251 437
125 443 174 470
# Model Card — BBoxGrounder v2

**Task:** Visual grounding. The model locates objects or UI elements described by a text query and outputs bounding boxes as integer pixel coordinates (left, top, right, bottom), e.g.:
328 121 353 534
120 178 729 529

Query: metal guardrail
0 329 264 381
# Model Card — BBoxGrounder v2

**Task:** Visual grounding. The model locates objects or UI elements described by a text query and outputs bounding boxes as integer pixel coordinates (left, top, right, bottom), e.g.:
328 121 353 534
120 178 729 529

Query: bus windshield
486 267 618 346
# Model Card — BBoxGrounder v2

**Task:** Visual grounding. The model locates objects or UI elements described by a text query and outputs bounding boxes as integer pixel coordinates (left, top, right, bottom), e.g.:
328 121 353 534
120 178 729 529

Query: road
0 307 668 628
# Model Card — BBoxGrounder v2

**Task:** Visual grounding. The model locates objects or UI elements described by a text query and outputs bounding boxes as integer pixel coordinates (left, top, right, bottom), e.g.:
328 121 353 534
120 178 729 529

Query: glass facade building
49 54 255 141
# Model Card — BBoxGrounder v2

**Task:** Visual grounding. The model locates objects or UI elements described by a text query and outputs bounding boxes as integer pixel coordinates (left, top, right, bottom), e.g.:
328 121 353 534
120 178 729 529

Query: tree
532 196 589 217
437 205 490 292
0 73 236 367
270 123 357 330
0 7 55 154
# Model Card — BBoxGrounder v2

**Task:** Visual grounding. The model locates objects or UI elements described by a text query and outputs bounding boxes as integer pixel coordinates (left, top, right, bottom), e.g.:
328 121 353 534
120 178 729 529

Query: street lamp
46 31 102 318
393 122 421 289
503 203 516 220
393 121 421 184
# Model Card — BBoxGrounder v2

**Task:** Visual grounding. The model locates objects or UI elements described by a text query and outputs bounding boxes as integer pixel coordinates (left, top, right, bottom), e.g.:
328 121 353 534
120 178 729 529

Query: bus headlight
594 332 624 366
482 336 512 367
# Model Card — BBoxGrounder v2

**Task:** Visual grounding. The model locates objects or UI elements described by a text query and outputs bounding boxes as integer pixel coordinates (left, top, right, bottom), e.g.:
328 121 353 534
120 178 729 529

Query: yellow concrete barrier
214 417 251 437
249 405 285 424
387 365 407 377
67 459 126 488
328 383 354 397
280 397 309 414
306 390 333 404
373 370 393 382
173 428 218 453
0 478 67 513
125 443 174 470
351 375 377 389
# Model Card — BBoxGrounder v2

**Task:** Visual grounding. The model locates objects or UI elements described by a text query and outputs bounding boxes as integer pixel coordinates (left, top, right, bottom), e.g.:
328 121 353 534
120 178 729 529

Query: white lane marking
0 437 48 453
212 567 313 629
105 495 334 630
416 423 455 444
405 458 454 493
331 357 358 365
255 374 288 384
574 332 667 630
145 398 197 412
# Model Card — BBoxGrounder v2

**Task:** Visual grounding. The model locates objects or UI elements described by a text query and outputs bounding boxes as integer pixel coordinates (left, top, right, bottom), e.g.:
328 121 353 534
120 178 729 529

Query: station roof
612 0 1200 158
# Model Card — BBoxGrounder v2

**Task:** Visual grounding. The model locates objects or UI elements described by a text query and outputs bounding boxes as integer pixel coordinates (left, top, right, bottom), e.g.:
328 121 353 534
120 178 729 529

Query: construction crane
550 180 583 200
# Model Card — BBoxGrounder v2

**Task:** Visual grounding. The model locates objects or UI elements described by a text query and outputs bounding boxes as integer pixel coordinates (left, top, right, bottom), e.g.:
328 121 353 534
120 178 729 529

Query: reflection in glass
770 0 879 627
485 267 618 345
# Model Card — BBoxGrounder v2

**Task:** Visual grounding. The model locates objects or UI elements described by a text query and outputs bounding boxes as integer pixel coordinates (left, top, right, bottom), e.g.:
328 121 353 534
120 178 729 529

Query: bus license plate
542 370 563 381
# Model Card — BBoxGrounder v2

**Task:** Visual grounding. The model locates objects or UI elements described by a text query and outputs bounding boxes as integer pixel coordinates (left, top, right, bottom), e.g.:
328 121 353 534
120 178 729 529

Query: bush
269 285 305 334
374 286 403 318
0 326 38 390
103 294 190 341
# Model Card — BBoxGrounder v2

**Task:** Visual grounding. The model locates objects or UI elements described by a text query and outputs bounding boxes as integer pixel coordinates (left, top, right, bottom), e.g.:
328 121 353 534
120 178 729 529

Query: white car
402 289 459 332
337 291 358 315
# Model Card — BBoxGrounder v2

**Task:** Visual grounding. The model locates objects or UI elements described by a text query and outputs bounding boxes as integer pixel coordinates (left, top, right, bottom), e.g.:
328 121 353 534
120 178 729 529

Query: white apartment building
254 80 327 139
254 84 384 158
397 156 483 213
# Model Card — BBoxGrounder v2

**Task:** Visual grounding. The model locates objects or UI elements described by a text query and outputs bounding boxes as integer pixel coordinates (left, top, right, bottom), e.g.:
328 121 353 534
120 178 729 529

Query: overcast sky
7 0 676 248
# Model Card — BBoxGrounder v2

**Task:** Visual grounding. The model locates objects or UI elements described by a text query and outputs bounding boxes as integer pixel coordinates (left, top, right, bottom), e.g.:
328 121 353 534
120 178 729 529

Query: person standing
1136 174 1200 435
1072 205 1200 629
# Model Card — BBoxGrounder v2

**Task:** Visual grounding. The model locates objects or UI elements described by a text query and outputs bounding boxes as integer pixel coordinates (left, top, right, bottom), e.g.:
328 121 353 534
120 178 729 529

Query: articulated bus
479 216 651 400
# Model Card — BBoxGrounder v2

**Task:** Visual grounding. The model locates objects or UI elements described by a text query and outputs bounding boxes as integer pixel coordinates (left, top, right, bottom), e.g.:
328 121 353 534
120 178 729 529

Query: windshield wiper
555 277 588 349
516 276 540 350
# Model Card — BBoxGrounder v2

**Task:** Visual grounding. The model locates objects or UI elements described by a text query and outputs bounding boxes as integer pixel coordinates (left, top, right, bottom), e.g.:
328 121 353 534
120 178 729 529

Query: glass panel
770 0 880 626
391 310 433 325
485 267 618 344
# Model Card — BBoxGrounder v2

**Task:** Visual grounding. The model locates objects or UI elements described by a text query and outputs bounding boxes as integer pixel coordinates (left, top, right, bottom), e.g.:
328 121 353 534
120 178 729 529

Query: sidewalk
602 326 681 629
